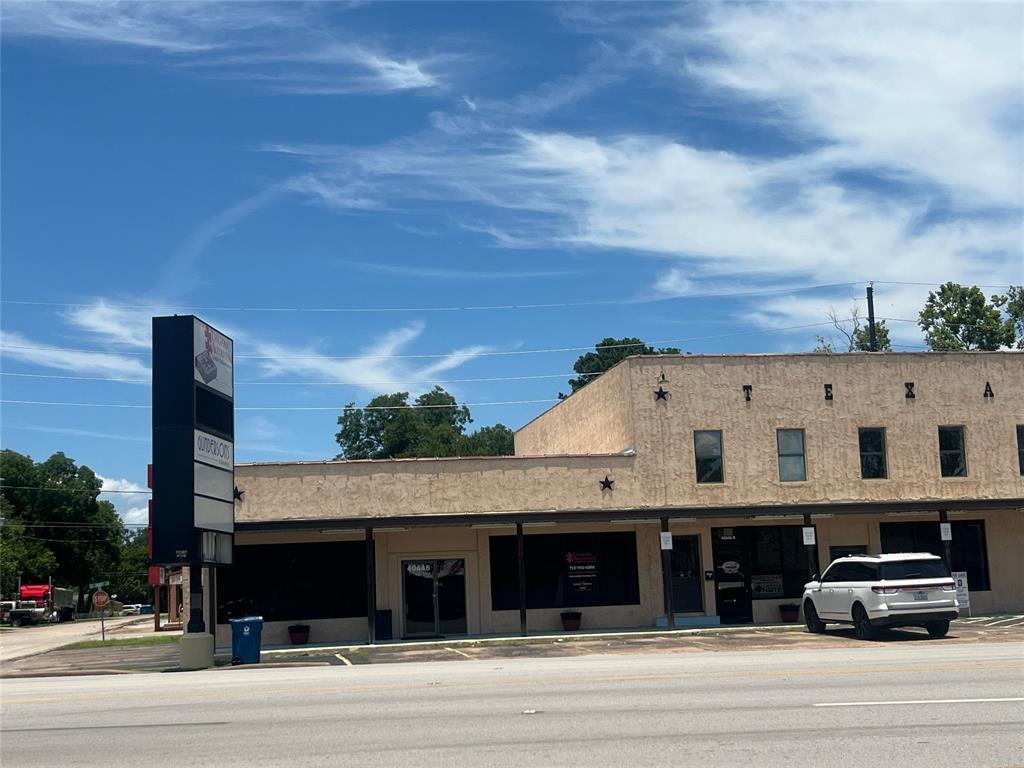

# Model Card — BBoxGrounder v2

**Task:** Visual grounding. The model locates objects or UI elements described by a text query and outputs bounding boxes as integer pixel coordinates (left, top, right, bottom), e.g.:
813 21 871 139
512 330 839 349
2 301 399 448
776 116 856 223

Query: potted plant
560 610 582 631
779 603 800 623
288 623 311 645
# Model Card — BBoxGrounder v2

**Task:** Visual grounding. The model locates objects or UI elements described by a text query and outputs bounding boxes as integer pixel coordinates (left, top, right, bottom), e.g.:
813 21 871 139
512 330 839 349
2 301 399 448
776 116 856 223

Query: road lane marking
815 697 1024 707
334 653 352 666
446 646 476 659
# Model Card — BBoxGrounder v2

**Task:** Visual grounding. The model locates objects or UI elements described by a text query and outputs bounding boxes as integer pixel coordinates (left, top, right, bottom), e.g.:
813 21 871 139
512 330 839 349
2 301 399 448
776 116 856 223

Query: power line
0 282 864 314
873 281 1018 290
6 520 149 527
0 398 561 411
0 319 875 362
0 370 602 386
0 485 151 495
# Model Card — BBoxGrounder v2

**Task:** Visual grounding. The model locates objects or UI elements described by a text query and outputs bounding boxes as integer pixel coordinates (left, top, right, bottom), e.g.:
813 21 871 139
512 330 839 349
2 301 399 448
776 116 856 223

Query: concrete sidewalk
0 616 160 664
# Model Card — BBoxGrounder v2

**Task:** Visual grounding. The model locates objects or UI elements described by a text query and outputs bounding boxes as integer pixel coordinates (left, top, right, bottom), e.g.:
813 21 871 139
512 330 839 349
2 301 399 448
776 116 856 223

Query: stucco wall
234 455 639 523
515 360 634 456
627 352 1024 509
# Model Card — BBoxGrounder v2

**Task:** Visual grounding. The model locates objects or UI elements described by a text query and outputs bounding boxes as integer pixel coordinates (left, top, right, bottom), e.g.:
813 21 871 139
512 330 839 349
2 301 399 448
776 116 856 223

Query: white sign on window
802 526 817 546
940 522 952 541
194 318 233 398
660 532 673 550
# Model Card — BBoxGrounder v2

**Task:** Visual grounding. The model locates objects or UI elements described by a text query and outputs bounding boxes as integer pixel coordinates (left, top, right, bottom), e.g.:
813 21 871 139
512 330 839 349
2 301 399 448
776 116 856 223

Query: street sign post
92 589 110 641
88 581 110 589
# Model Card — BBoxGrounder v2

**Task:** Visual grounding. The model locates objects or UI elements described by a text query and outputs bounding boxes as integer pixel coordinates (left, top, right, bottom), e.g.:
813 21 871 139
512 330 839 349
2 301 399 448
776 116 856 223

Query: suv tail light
872 586 900 595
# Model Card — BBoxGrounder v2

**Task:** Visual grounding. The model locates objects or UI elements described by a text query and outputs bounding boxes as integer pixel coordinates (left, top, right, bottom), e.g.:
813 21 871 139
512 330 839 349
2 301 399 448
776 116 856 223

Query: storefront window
880 520 990 590
489 531 641 610
217 541 367 622
711 525 810 600
777 429 806 481
938 426 968 477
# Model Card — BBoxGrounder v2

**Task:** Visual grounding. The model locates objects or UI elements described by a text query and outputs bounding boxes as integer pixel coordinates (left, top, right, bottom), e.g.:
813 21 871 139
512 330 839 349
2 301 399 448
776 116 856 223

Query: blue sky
1 2 1022 524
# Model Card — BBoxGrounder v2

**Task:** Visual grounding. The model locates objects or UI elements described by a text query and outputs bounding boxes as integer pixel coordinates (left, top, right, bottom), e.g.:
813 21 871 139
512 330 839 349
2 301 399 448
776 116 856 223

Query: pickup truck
0 600 45 627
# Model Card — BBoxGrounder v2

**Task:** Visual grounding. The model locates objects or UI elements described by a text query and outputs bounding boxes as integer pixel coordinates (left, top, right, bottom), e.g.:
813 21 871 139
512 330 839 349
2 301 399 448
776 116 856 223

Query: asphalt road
2 642 1022 767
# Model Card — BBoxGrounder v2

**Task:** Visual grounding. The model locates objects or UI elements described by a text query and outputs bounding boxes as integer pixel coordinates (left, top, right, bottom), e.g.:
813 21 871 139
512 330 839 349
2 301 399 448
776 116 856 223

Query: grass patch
61 635 180 650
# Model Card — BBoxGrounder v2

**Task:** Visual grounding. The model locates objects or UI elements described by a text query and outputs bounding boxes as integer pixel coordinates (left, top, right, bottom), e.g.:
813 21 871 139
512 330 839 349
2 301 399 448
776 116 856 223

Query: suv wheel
804 600 826 634
926 620 950 638
852 604 876 641
10 616 22 628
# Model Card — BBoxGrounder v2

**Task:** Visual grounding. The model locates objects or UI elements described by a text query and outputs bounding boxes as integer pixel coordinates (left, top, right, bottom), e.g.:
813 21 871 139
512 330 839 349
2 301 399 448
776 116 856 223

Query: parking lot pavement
3 616 1022 678
0 617 156 665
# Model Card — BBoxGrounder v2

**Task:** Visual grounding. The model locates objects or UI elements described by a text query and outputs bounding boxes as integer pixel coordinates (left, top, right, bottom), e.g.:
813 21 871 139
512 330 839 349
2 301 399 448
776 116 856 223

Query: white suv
802 553 959 640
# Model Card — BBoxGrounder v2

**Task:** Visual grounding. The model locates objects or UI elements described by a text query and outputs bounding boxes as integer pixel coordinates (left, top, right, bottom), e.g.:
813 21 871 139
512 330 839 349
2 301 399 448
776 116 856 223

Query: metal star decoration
599 475 614 491
233 486 244 501
654 386 669 401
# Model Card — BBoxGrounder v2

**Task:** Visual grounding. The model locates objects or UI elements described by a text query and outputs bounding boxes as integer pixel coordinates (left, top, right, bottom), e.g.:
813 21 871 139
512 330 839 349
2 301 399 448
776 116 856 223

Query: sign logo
195 430 233 471
721 560 740 574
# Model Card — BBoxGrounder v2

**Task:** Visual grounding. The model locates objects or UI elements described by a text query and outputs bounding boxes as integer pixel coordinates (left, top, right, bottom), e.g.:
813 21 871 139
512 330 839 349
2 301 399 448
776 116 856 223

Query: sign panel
660 532 673 551
952 571 970 608
802 526 817 546
195 496 234 533
566 551 598 595
194 318 233 398
195 462 233 502
940 522 952 541
92 590 110 608
195 430 233 471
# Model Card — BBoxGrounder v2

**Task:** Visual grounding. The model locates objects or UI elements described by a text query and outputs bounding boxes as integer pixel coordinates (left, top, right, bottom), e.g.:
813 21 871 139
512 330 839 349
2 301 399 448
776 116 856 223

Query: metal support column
661 517 675 630
186 564 205 633
516 522 528 637
939 510 952 570
365 527 376 645
207 567 217 648
803 513 819 579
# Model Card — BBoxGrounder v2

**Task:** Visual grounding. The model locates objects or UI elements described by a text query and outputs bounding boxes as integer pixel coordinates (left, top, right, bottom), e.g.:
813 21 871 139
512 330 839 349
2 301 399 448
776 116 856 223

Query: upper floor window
694 430 724 483
858 428 887 480
776 429 806 481
938 426 967 477
1018 425 1024 475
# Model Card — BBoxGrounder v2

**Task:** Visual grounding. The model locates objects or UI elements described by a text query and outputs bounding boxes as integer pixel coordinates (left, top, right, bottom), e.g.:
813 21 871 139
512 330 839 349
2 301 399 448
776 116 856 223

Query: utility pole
866 283 878 352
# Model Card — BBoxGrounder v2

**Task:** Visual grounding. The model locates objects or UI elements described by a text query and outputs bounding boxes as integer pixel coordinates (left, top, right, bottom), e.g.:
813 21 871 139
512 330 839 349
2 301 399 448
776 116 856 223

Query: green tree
0 501 59 598
918 282 1014 350
0 450 126 610
109 528 150 604
335 386 512 459
993 285 1024 349
564 337 681 395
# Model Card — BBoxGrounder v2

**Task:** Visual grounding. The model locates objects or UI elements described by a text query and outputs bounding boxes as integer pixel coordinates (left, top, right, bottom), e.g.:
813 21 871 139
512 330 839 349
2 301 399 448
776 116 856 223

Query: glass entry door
671 535 704 613
402 559 467 638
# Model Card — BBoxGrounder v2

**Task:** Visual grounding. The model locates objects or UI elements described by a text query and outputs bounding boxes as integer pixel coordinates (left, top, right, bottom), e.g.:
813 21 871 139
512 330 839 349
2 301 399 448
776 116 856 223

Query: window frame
776 428 807 482
693 429 725 484
938 425 968 477
858 427 888 480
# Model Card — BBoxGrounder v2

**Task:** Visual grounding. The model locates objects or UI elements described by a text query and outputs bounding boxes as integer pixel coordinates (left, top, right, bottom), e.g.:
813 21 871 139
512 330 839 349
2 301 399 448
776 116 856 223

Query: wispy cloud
253 321 492 394
2 2 451 95
64 298 154 349
4 425 150 443
0 329 151 378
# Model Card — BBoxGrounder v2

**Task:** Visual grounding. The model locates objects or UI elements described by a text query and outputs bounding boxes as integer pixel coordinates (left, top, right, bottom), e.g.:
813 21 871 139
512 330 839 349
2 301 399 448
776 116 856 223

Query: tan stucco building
210 352 1024 647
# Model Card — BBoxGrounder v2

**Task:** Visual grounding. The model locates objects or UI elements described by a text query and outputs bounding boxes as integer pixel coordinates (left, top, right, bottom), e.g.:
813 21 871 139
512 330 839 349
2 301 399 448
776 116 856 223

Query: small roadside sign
92 589 110 608
89 581 110 589
952 571 970 615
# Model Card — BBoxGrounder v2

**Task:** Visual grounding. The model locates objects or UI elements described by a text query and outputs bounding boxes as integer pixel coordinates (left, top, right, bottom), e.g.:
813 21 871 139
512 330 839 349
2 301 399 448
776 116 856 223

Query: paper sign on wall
940 522 952 541
802 527 816 546
660 532 673 550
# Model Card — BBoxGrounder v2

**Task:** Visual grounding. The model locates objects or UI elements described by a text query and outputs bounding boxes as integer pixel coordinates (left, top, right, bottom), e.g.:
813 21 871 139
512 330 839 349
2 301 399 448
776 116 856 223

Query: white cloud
64 298 153 349
0 329 151 379
98 475 150 525
680 3 1023 208
252 321 492 394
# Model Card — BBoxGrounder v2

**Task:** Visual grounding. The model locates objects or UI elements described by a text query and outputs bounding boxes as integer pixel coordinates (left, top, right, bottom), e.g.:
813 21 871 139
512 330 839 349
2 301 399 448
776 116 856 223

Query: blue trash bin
229 616 264 664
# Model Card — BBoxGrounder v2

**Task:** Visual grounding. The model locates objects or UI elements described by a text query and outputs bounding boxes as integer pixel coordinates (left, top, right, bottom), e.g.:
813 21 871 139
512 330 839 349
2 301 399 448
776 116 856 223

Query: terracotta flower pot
779 605 800 623
288 624 310 645
560 611 582 631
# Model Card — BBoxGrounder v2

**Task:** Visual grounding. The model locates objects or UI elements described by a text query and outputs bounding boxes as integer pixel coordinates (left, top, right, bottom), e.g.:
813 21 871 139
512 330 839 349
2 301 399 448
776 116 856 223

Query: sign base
180 633 215 670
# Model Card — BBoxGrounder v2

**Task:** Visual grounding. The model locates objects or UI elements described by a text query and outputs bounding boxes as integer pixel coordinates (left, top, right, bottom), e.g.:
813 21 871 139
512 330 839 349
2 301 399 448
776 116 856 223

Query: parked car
802 552 959 640
120 604 142 616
